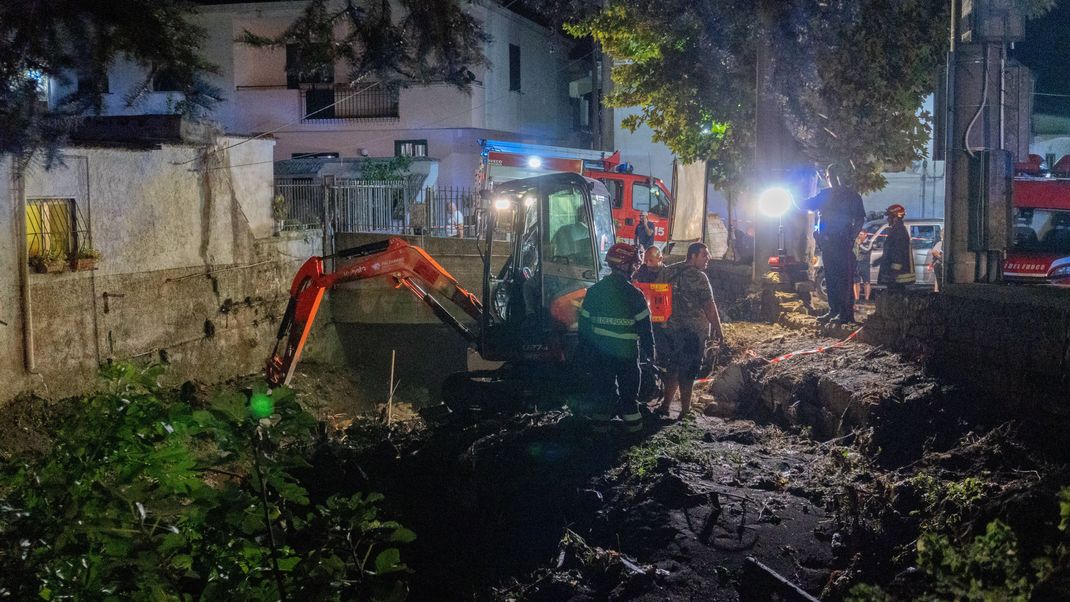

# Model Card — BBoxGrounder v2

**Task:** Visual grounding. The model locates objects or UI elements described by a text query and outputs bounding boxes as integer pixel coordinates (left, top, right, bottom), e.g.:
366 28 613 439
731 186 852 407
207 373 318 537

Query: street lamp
758 187 793 264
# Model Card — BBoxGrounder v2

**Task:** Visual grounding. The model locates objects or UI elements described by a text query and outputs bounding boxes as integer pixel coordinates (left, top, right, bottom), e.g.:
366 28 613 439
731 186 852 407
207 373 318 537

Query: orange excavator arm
266 238 483 388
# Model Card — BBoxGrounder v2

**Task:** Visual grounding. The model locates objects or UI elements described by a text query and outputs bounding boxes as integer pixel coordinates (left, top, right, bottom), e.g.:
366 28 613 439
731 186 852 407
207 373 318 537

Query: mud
4 311 1069 600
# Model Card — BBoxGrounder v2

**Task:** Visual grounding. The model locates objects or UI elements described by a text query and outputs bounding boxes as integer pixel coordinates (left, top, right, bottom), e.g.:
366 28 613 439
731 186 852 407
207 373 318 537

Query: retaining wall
862 284 1070 417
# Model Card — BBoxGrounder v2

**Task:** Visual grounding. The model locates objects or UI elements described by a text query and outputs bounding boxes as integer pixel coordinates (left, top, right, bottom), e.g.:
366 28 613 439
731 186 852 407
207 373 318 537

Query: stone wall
861 284 1070 418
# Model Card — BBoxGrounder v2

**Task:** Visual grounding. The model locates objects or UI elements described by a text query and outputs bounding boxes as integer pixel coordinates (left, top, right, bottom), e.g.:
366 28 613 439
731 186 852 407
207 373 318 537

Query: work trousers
822 239 854 320
589 352 642 434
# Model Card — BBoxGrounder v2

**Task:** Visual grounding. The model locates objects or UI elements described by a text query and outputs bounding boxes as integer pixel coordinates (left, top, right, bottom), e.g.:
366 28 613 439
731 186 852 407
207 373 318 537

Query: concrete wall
0 139 328 402
862 285 1070 418
331 232 510 325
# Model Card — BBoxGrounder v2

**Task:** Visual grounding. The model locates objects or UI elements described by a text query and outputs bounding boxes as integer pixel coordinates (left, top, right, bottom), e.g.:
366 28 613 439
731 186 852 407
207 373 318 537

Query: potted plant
272 194 287 235
71 246 102 271
29 248 68 274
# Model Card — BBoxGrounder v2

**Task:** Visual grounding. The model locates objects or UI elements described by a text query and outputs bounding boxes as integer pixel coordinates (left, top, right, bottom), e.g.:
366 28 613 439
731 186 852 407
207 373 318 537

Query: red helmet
605 243 643 272
885 204 906 219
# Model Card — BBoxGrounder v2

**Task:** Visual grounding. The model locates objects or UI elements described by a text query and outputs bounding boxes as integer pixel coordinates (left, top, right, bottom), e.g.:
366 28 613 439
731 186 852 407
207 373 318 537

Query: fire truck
1003 156 1070 286
477 139 673 246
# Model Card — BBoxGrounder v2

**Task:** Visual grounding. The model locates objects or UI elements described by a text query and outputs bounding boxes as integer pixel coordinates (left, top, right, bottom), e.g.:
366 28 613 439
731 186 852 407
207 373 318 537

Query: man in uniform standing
578 243 655 435
655 243 724 419
801 164 867 325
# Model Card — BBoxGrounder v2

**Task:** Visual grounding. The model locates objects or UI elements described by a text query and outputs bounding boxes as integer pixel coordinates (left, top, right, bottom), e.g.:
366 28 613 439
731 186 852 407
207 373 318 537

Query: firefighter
877 204 916 289
578 243 655 435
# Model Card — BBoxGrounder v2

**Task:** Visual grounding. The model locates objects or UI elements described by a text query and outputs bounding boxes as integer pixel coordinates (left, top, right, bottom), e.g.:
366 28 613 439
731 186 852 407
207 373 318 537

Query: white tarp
670 160 707 242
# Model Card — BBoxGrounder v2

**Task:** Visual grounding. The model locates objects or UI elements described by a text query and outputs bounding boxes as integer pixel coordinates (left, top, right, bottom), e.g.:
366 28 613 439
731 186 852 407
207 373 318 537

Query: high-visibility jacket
578 272 655 360
878 221 916 285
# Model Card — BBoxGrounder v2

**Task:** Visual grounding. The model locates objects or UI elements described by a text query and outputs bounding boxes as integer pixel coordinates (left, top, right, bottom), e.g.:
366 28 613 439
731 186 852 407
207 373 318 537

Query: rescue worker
877 204 915 289
578 243 655 435
633 245 664 283
800 164 867 325
655 243 724 419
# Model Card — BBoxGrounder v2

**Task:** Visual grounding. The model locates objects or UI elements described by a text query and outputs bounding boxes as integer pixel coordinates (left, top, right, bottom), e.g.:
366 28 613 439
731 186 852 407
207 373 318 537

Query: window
632 181 670 218
286 43 334 89
26 198 89 260
395 140 428 158
597 179 624 209
77 72 109 95
909 224 941 250
509 44 521 92
152 67 185 92
290 152 339 159
547 186 593 266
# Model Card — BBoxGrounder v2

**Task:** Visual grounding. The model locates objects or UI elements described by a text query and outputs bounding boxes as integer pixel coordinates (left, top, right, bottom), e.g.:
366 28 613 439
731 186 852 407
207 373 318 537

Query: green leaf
389 527 417 544
277 556 300 572
374 548 403 574
171 554 193 570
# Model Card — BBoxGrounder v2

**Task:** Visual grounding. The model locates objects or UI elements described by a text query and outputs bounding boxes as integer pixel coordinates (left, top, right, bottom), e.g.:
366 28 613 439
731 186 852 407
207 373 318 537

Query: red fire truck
477 139 673 245
1003 166 1070 286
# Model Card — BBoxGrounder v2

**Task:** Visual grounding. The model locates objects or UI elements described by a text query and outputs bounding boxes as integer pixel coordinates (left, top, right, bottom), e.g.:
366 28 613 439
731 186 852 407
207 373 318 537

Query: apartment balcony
302 83 399 121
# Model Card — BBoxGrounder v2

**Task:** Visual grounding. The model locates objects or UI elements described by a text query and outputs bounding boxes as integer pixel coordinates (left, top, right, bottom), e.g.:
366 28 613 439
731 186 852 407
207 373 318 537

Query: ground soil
3 306 1068 600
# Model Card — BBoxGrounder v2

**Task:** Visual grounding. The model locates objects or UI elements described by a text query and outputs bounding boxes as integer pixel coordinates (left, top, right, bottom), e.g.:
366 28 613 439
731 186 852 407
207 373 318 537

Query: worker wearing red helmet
877 204 916 288
578 243 655 434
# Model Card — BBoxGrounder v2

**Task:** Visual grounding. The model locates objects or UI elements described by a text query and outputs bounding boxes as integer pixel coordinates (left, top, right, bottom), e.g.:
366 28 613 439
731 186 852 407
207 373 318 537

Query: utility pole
942 0 1033 284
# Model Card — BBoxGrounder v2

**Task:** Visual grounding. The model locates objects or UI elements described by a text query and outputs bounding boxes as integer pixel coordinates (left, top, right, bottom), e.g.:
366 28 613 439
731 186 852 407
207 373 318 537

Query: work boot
620 411 644 434
590 413 612 434
816 311 835 324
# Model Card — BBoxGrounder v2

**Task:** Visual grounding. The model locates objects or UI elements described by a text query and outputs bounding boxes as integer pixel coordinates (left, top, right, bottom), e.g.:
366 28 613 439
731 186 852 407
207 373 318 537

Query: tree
0 0 220 166
567 0 1055 193
238 0 488 91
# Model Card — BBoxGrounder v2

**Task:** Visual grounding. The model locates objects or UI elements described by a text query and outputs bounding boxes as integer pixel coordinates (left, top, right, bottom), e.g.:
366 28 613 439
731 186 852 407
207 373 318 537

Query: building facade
49 0 591 189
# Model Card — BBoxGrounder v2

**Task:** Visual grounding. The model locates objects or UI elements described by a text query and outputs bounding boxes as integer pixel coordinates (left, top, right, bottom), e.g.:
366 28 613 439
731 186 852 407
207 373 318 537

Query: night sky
1013 2 1070 116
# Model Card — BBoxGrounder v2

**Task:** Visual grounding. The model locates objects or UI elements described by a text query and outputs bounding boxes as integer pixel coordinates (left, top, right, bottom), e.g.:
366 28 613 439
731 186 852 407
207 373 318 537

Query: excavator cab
480 173 615 363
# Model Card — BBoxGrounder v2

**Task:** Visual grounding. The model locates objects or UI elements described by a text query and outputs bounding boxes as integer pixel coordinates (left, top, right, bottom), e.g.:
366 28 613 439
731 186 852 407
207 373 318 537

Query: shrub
0 363 414 601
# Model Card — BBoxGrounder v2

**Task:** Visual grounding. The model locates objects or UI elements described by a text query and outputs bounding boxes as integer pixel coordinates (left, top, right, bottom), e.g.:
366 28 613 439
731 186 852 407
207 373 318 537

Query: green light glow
249 392 274 419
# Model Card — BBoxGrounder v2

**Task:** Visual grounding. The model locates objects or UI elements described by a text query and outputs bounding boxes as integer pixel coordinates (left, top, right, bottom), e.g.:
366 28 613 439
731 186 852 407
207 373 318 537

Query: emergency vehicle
477 139 673 245
1003 156 1070 286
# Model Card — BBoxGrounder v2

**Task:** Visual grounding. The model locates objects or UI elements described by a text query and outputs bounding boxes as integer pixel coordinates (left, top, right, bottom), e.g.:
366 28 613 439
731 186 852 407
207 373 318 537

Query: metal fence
274 179 481 239
303 84 399 120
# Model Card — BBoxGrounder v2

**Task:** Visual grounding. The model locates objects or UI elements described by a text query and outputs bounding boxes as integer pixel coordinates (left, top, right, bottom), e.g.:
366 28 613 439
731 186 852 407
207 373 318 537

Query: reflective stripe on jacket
578 272 655 360
877 221 916 285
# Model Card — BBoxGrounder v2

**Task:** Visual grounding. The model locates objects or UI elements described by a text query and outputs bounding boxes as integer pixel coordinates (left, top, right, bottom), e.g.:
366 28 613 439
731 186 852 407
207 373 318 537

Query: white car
815 218 944 298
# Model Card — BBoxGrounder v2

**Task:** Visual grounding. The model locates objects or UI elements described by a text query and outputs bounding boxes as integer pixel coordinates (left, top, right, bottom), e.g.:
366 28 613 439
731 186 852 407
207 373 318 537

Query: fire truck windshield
1012 208 1070 254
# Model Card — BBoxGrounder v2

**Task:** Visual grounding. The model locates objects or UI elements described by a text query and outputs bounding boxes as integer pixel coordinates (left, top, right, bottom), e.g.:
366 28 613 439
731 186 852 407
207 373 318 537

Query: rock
710 363 749 406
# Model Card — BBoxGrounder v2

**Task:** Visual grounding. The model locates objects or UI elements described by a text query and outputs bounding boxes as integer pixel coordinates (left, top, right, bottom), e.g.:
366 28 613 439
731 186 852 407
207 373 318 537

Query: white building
49 0 591 189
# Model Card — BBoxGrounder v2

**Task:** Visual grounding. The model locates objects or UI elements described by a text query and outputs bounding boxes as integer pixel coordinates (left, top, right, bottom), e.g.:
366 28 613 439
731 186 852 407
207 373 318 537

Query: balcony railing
302 84 399 120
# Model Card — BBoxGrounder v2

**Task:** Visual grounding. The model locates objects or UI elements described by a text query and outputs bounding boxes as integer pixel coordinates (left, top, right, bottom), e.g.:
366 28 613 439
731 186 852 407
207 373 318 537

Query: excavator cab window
544 183 600 317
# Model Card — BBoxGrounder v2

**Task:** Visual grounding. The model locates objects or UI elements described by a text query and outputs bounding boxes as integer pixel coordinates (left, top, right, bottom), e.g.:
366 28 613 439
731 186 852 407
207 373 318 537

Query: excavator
266 172 648 411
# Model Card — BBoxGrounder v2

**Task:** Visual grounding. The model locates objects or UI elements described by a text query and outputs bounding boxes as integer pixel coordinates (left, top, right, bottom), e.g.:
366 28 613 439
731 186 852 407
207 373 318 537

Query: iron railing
274 179 481 239
303 83 399 120
26 197 91 259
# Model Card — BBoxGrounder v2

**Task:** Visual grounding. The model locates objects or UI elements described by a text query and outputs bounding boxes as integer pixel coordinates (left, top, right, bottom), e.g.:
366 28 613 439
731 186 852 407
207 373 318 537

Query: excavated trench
5 276 1067 600
289 302 1070 600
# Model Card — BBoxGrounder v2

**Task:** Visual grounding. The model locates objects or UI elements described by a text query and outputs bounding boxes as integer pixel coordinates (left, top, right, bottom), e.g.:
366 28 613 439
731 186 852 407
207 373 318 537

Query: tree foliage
238 0 488 91
568 0 1053 193
0 0 220 164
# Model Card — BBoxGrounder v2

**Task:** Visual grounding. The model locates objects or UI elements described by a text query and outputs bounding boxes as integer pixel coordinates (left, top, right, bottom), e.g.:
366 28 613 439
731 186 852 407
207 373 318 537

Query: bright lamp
758 187 793 218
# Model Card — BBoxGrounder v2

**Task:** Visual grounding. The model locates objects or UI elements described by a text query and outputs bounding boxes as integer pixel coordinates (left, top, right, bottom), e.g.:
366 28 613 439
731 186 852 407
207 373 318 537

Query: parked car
815 218 944 299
